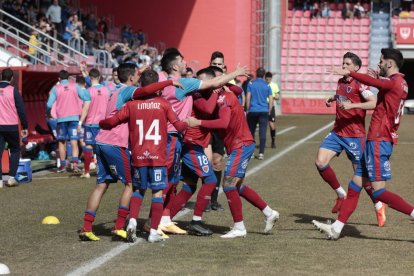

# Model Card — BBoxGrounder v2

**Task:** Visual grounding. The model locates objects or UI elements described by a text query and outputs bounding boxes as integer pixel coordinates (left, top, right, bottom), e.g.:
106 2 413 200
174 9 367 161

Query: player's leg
127 167 147 242
315 132 346 213
246 113 259 157
148 167 168 243
4 131 20 186
233 143 279 233
210 133 225 211
269 106 276 148
81 126 94 178
56 122 68 172
257 112 268 159
183 145 216 235
68 121 80 172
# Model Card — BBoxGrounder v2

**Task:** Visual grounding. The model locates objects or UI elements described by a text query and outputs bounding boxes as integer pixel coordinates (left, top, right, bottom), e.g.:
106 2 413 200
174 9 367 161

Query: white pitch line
65 121 334 276
276 126 296 135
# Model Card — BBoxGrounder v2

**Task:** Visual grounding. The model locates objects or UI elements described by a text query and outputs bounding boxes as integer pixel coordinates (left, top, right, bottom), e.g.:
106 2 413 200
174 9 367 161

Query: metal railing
0 8 88 67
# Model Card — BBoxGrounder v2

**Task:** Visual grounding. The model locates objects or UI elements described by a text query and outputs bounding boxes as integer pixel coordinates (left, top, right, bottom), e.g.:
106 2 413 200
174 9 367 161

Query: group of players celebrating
48 48 280 243
48 46 414 243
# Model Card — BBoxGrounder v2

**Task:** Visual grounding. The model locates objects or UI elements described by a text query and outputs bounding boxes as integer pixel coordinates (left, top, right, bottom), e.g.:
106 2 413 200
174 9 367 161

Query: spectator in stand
310 1 320 19
136 29 145 45
0 68 28 187
353 2 365 18
63 14 74 46
85 13 97 40
321 2 332 18
46 0 63 39
28 27 40 64
97 16 109 40
342 2 354 20
39 23 51 64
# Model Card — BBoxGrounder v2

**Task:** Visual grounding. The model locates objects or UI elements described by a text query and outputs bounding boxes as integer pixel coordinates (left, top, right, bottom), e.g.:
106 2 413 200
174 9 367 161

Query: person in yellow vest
265 72 280 148
28 28 40 64
0 68 28 187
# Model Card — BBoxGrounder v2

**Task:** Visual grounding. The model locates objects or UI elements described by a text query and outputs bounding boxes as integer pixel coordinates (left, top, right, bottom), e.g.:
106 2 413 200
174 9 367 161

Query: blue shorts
166 133 183 185
320 132 365 165
95 143 132 185
224 143 255 178
132 166 167 191
180 144 216 184
57 121 79 141
83 126 100 145
47 118 58 139
355 141 393 182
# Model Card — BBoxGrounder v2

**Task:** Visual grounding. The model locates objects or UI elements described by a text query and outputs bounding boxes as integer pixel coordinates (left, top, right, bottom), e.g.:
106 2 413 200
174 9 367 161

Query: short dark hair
186 67 193 73
112 67 118 73
76 75 86 85
163 47 181 56
265 72 273 78
1 68 13 81
89 68 100 79
381 48 404 69
210 51 224 61
343 52 362 69
59 70 69 80
256 67 266 78
117 63 137 83
140 69 159 87
161 52 182 74
208 66 223 75
196 67 216 78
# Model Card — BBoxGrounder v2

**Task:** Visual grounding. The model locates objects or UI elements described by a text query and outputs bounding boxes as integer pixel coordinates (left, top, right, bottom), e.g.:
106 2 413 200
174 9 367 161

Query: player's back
85 85 111 125
368 73 408 142
126 97 171 167
217 91 254 152
95 85 129 148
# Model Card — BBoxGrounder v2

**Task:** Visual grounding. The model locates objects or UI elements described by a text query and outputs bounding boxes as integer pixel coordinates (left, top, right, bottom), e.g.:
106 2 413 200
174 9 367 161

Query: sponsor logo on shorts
349 142 357 150
154 169 162 182
241 159 249 169
384 161 391 172
109 165 118 176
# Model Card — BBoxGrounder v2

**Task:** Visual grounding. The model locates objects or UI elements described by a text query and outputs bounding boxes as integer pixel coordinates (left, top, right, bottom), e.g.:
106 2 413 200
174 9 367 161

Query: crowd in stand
293 0 369 19
2 0 158 68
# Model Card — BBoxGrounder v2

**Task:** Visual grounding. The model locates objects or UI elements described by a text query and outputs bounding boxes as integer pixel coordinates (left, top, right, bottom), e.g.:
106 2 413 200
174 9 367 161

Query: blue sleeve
85 76 92 88
246 82 252 93
116 86 136 110
46 87 57 115
175 78 201 101
267 86 272 97
76 85 91 101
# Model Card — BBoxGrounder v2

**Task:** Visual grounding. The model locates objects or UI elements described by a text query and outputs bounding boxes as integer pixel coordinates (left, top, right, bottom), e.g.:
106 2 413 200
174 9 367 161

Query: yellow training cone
42 216 60 225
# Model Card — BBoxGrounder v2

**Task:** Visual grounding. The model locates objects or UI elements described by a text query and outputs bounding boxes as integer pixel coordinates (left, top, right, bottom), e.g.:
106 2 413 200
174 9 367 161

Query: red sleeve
193 92 218 115
225 83 243 96
350 72 394 90
166 103 188 132
99 104 129 129
200 106 231 129
132 80 173 99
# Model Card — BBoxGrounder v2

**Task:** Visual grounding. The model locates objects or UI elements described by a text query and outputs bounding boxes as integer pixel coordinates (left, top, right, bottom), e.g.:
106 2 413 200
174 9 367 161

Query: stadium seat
293 17 301 25
303 10 311 18
294 10 303 17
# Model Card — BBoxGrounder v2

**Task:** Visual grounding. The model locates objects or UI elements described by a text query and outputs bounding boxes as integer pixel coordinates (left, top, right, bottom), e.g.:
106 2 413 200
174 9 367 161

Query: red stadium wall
80 0 252 71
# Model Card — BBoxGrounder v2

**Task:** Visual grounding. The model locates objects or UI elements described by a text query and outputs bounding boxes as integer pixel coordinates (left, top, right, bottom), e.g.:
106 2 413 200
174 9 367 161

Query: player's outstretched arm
200 106 231 129
99 105 129 130
200 64 248 90
132 80 175 100
193 91 219 115
349 72 394 90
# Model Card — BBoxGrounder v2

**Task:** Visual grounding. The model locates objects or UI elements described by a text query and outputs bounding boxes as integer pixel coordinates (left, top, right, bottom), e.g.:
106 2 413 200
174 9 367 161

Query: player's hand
185 117 200 127
138 64 149 75
77 125 82 133
367 68 379 79
325 96 334 107
327 66 350 76
21 129 28 138
338 102 352 110
235 63 248 77
172 80 184 89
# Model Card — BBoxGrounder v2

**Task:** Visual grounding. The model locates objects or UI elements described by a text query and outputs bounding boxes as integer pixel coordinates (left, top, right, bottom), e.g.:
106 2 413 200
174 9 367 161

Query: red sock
318 165 341 190
150 198 164 230
114 206 129 230
376 190 414 215
83 211 96 232
338 184 361 224
224 188 243 223
129 193 144 220
170 185 195 218
362 182 379 204
162 183 174 208
194 183 216 217
83 150 93 173
239 185 267 211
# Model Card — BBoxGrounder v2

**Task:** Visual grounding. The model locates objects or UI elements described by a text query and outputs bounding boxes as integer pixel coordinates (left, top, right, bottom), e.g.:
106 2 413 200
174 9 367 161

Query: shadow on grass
293 213 414 242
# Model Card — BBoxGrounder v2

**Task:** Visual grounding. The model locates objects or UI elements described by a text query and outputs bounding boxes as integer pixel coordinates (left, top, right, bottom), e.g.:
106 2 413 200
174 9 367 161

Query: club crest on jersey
346 86 352 93
217 94 226 103
384 161 391 172
202 165 209 173
154 169 162 182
